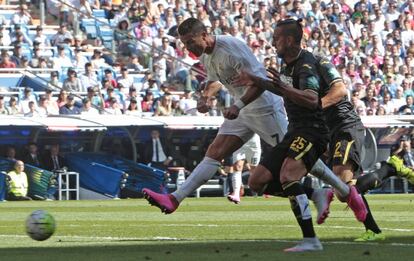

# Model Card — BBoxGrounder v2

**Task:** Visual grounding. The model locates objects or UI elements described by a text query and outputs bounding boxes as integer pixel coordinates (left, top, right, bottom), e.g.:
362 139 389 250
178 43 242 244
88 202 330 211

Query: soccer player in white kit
143 18 288 213
227 134 261 204
142 18 353 219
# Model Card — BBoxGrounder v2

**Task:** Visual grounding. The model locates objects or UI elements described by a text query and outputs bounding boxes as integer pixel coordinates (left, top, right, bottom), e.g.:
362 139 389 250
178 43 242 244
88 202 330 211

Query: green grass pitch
0 194 413 261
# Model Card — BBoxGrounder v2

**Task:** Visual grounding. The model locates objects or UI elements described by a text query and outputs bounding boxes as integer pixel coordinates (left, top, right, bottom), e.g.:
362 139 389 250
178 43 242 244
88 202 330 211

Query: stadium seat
92 9 106 19
80 19 97 39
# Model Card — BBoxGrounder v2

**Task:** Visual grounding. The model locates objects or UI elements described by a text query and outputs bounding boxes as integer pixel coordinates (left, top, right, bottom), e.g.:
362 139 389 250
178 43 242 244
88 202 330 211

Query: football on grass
25 210 56 241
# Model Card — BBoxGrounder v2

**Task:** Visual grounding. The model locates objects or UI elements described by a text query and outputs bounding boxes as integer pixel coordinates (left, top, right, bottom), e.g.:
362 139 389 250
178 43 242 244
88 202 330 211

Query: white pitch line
1 223 413 233
0 234 413 247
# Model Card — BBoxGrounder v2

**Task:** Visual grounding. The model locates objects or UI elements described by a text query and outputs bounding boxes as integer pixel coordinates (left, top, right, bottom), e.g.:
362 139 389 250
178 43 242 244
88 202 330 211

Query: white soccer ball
25 210 56 241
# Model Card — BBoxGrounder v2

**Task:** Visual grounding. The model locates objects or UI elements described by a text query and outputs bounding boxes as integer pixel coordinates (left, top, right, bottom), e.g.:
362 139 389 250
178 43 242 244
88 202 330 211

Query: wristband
234 100 246 110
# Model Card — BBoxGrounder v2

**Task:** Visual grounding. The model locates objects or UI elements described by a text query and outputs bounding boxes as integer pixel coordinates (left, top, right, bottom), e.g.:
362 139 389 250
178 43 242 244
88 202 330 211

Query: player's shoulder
296 50 318 73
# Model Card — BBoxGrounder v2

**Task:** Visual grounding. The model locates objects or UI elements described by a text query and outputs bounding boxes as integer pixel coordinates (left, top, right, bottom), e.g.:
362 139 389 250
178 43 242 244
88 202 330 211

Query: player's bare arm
321 81 347 109
267 68 319 109
232 71 283 96
197 81 223 113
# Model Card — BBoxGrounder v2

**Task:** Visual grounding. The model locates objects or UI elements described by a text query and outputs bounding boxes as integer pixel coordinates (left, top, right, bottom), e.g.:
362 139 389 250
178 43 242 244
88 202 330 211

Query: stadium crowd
0 0 414 116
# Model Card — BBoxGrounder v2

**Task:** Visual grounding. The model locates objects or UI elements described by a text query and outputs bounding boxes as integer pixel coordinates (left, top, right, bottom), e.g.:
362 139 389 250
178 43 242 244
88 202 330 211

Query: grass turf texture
0 194 413 261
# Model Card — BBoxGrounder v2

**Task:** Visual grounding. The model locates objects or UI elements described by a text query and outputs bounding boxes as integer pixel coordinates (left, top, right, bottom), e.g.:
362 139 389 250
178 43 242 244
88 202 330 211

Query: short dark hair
178 18 207 36
276 18 303 44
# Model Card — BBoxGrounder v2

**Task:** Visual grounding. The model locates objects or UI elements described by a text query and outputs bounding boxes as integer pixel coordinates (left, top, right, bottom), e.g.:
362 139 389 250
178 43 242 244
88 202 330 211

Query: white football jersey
200 35 283 114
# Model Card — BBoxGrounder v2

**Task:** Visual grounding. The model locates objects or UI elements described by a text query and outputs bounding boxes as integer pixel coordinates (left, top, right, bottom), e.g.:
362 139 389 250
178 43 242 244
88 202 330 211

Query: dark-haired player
233 18 368 251
142 18 357 222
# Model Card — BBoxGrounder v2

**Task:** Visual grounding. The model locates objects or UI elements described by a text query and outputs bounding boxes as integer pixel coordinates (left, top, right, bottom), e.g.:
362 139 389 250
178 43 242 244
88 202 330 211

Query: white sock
310 159 350 198
231 171 242 198
172 157 220 202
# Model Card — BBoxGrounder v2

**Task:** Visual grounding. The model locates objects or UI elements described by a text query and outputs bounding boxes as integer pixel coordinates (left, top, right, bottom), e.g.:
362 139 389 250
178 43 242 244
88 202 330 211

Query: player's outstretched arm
321 81 347 109
232 71 283 96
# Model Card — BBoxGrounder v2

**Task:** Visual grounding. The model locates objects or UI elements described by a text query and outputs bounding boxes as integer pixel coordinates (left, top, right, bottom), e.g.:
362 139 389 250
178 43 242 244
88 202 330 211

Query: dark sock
263 180 284 197
356 173 382 194
361 195 381 234
378 162 396 180
283 181 315 238
302 186 314 199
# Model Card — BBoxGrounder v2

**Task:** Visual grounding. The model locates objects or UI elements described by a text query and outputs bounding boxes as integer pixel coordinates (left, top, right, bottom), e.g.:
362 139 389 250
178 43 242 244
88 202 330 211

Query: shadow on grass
2 236 414 261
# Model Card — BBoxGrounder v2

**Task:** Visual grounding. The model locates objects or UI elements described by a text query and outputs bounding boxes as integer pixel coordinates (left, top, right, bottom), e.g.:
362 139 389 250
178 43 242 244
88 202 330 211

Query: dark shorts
260 128 329 194
328 127 364 177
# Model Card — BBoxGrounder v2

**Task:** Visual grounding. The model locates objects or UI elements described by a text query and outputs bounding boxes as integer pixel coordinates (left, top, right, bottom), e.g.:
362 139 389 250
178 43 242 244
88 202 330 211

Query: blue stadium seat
80 19 97 39
98 28 113 50
92 9 106 18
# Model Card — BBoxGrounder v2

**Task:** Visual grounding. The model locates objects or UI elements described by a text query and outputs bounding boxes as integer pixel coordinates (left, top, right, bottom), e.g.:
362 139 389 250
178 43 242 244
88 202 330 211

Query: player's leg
330 130 368 222
280 133 325 252
143 118 251 213
387 155 414 184
227 158 244 204
310 159 350 199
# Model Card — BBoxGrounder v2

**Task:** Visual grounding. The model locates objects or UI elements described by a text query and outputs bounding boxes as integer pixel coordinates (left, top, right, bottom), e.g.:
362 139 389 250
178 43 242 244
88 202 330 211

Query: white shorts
232 134 261 165
218 106 288 148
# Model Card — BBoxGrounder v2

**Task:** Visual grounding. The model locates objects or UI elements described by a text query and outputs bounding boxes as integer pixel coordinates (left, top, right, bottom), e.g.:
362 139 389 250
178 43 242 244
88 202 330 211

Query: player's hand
232 71 255 88
266 68 281 81
223 105 240 120
196 96 210 113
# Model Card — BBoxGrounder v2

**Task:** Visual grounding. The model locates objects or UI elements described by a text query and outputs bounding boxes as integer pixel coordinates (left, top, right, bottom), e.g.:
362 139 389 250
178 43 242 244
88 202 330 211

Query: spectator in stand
7 97 20 115
208 96 222 116
80 63 101 90
56 90 68 108
51 23 73 46
86 86 104 111
10 44 24 68
72 48 88 70
114 18 137 56
11 4 33 25
80 98 99 115
32 26 50 47
104 87 122 106
20 87 37 114
52 45 73 71
30 47 42 68
124 97 141 116
154 93 172 116
126 54 144 71
59 95 81 115
0 95 9 114
398 95 414 115
0 25 11 46
394 87 407 109
7 160 31 201
90 49 108 69
48 71 63 90
0 52 16 71
105 97 123 115
141 90 155 113
37 95 49 117
170 95 184 116
44 89 59 115
116 66 134 89
62 68 84 92
20 56 30 69
123 86 140 109
179 90 197 115
11 25 32 46
24 101 40 117
381 93 395 115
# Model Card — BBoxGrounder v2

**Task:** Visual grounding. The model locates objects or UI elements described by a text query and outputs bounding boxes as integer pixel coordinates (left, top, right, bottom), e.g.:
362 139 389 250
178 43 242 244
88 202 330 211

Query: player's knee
248 166 271 192
280 159 305 184
206 145 225 161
